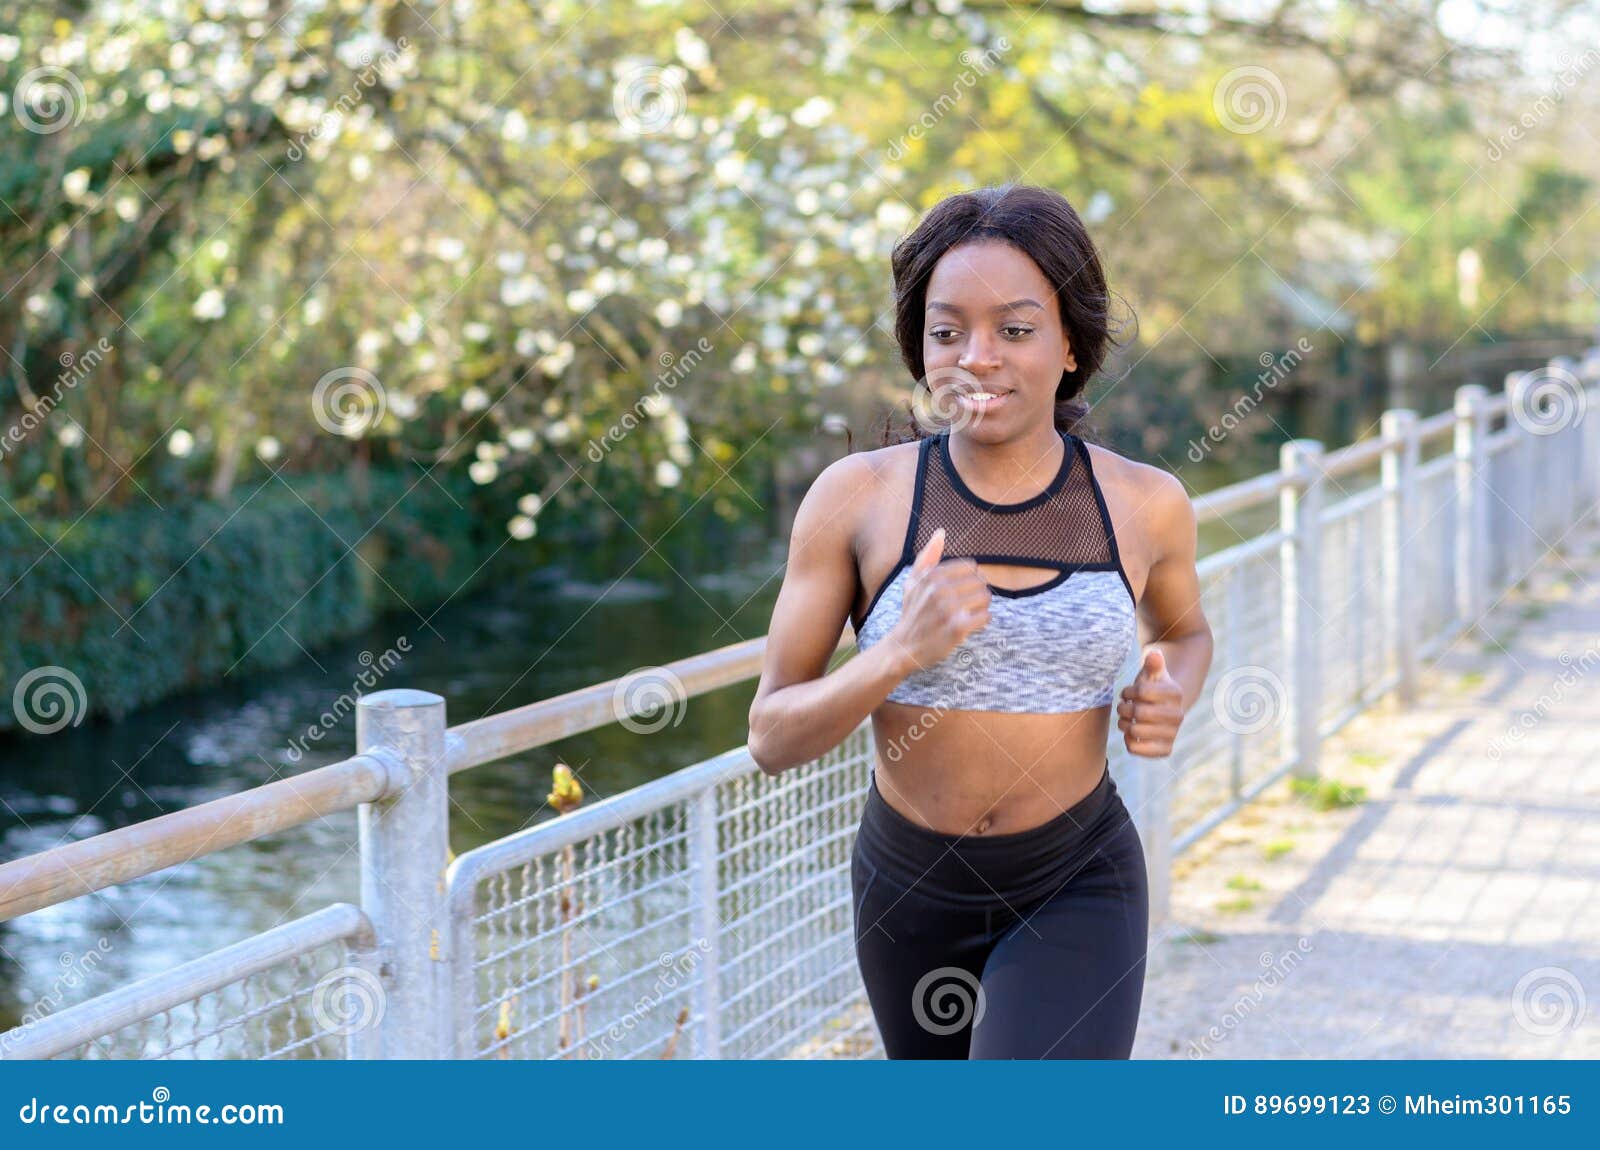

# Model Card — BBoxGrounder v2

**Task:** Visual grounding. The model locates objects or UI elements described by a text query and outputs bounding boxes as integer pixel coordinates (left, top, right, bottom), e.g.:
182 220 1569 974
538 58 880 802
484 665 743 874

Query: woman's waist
856 758 1128 905
867 704 1112 822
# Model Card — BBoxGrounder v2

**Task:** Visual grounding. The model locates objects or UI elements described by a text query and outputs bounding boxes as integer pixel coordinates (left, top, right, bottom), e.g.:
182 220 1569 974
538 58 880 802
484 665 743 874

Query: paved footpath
1133 523 1600 1059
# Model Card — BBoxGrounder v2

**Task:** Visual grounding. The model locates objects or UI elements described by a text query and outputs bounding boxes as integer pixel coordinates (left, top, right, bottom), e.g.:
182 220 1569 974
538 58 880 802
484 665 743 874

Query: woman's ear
1064 345 1078 374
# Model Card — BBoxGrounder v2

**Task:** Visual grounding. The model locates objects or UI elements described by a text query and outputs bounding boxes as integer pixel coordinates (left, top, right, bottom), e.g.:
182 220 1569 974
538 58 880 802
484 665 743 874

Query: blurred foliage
0 0 1595 570
0 466 490 727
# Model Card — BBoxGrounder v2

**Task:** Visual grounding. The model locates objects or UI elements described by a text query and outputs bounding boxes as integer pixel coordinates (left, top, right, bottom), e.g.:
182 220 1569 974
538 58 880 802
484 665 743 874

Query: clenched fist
887 528 992 674
1117 648 1184 758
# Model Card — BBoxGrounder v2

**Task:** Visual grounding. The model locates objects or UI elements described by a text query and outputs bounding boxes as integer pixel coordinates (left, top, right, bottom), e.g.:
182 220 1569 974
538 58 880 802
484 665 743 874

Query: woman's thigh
967 817 1149 1060
852 845 991 1059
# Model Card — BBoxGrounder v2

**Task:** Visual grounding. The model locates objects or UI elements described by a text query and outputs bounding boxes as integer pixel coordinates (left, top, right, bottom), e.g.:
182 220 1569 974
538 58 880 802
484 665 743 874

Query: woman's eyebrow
927 298 1044 314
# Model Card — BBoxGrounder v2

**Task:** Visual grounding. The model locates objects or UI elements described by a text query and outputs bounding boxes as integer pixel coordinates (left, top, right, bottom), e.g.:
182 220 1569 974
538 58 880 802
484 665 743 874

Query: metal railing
3 356 1598 1060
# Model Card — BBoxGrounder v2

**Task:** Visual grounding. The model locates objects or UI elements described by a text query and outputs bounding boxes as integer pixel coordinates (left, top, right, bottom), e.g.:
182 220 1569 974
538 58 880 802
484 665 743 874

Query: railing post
1380 409 1419 704
1500 373 1528 589
1280 439 1324 781
688 787 721 1059
1224 568 1244 799
1455 384 1490 620
357 689 451 1059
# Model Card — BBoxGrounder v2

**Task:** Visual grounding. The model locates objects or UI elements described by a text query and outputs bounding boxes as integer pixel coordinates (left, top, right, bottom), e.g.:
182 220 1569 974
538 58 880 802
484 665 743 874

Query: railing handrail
0 370 1588 927
0 904 373 1060
0 752 402 923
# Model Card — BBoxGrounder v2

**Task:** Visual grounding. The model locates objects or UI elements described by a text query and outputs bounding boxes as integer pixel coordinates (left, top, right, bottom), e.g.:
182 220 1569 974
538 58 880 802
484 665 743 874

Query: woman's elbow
746 700 786 777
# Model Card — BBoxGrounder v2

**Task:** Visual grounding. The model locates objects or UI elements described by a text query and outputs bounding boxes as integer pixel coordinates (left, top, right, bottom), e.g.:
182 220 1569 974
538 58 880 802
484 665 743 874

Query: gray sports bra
853 429 1138 714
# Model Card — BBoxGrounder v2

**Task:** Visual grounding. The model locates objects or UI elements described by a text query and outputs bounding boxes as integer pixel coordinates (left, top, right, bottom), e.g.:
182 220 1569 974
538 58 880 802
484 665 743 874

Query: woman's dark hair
868 183 1132 447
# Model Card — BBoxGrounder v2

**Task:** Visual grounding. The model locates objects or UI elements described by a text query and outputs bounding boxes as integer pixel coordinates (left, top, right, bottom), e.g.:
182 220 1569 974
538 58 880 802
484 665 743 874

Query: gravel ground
1131 526 1600 1060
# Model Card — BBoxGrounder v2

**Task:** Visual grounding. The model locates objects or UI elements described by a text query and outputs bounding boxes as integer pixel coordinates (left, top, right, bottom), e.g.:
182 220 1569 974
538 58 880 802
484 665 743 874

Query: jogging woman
747 184 1213 1059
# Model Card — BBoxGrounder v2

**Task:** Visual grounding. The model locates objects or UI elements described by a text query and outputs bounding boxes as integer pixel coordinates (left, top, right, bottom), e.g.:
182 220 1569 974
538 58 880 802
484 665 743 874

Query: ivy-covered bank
0 469 495 730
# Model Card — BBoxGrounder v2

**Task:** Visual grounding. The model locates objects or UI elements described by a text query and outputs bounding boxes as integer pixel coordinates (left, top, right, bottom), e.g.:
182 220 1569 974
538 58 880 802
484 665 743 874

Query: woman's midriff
867 702 1113 836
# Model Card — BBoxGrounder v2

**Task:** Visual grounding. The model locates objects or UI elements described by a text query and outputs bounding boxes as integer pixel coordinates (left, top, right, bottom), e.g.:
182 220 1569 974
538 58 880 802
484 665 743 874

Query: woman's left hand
1117 649 1185 758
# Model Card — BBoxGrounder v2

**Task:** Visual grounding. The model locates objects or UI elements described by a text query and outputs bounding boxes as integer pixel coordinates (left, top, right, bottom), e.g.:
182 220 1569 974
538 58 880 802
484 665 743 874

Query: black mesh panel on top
909 431 1117 571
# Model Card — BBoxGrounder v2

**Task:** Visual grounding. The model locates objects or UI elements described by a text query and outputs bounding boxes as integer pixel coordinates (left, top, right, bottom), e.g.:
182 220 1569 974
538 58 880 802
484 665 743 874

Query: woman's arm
1116 471 1214 758
747 457 915 775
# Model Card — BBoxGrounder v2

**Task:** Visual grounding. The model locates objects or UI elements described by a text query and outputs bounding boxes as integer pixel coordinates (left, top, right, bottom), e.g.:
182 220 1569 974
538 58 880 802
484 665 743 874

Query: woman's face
921 239 1075 436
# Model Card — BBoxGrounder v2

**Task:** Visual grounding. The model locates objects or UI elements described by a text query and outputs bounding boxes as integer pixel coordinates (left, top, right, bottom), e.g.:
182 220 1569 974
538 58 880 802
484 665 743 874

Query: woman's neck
946 424 1064 502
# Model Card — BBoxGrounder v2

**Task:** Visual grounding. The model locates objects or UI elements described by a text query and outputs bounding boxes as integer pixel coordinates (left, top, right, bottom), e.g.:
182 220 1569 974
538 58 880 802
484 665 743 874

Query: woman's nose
958 334 1001 371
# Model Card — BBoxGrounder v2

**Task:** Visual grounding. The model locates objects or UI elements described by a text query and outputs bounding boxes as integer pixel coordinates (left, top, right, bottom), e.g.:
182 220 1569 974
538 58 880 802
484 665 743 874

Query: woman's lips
954 388 1011 413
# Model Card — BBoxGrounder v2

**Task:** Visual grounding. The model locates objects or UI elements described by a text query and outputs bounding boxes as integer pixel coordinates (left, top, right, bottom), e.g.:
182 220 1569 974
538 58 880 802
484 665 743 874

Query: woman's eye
930 329 958 341
1002 326 1034 338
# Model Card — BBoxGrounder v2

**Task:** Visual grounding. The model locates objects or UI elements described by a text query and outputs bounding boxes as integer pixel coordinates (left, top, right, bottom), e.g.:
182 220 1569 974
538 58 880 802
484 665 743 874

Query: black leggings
851 762 1149 1059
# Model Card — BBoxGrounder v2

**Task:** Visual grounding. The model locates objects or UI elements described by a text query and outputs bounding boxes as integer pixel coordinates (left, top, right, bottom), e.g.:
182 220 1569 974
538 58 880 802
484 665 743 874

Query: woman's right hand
887 528 992 673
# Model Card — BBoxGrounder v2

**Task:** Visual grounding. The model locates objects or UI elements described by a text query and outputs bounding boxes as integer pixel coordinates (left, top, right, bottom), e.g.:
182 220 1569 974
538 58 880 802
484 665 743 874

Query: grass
1347 749 1389 769
1290 777 1368 811
1520 602 1549 621
1225 874 1263 892
1262 838 1296 861
1216 896 1256 913
1174 929 1225 945
1456 671 1487 690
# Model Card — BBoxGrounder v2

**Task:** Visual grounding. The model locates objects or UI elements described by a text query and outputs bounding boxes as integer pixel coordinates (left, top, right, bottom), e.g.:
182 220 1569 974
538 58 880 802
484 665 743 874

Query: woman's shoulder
811 436 924 498
1081 437 1195 530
